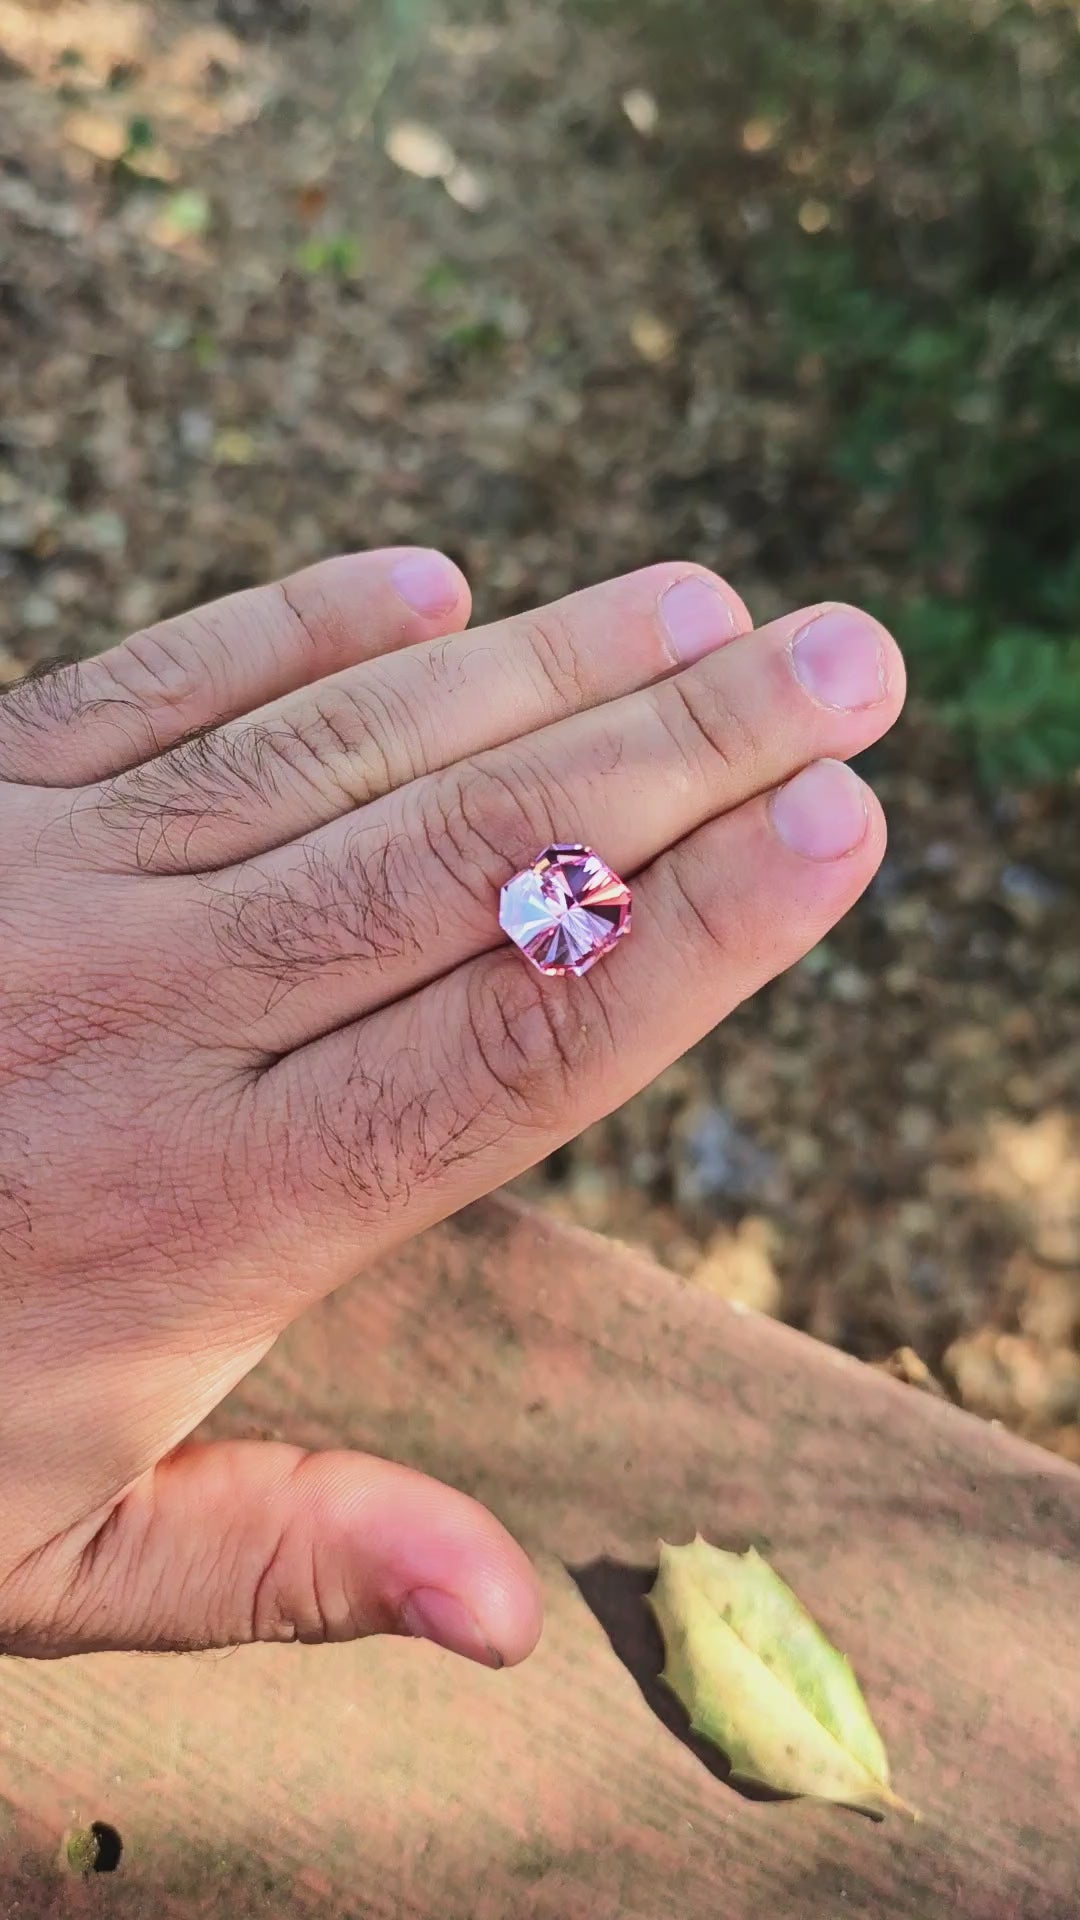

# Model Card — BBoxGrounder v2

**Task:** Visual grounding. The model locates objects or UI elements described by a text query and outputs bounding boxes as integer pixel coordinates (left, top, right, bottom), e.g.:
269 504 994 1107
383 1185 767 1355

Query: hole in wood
64 1821 123 1874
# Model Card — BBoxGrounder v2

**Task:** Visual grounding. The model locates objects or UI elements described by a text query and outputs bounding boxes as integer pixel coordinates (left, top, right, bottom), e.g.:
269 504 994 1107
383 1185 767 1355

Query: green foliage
295 234 364 279
421 258 519 358
581 0 1080 782
905 606 1080 785
163 189 212 239
123 114 155 155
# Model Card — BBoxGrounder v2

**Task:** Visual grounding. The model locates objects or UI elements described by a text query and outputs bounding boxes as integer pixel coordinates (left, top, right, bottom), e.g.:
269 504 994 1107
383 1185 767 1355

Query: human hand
0 545 903 1667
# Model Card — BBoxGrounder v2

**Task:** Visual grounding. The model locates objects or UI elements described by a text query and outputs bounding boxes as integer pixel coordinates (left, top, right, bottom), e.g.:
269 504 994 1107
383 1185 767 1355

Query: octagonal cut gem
499 844 632 978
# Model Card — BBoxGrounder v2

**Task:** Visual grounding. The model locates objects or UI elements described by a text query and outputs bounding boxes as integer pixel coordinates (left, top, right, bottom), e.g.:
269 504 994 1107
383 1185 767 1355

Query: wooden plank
2 1195 1079 1918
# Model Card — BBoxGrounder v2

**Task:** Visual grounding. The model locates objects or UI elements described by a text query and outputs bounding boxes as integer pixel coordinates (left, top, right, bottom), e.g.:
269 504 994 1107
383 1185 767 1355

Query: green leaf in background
295 235 364 279
647 1538 914 1815
162 189 212 240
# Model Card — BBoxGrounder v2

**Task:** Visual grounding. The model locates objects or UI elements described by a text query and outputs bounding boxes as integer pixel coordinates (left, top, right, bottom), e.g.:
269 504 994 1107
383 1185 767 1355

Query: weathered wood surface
2 1195 1079 1918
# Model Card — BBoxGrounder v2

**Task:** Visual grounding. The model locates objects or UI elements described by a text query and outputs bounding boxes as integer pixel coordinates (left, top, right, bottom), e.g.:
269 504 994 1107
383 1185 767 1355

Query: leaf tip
886 1787 922 1823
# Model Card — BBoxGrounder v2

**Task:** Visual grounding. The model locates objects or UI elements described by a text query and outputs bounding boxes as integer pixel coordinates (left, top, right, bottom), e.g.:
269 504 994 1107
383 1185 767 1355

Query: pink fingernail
390 550 462 617
790 609 888 710
399 1588 504 1669
659 576 739 665
769 759 870 861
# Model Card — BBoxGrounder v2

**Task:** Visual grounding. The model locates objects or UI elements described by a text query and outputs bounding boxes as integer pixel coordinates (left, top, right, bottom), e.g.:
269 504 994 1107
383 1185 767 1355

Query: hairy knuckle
0 657 82 732
95 724 277 869
210 827 420 992
0 658 147 780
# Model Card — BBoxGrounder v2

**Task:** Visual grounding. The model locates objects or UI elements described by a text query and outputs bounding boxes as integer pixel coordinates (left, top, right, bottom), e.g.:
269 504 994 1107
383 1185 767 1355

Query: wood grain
2 1195 1078 1918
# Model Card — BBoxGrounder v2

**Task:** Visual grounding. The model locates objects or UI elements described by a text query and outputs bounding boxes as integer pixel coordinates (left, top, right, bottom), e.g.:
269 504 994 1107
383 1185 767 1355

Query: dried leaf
384 120 456 181
622 88 659 135
61 109 127 164
629 311 677 364
798 198 831 234
212 428 257 467
647 1538 913 1815
444 164 490 212
741 116 777 153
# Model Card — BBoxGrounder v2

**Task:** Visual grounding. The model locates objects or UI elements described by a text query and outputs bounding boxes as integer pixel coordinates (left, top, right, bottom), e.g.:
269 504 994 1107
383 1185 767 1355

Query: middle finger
191 601 904 1053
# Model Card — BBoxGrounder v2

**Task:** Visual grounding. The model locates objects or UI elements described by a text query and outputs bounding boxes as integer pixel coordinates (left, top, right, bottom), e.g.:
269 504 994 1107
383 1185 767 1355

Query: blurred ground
0 0 1077 1455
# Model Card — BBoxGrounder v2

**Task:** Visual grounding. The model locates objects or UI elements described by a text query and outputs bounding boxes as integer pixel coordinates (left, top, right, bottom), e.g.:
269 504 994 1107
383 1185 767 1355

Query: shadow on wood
0 1196 1078 1918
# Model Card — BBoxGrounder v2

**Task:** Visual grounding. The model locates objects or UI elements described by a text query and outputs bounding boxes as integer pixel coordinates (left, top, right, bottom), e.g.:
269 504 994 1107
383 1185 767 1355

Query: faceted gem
499 844 632 978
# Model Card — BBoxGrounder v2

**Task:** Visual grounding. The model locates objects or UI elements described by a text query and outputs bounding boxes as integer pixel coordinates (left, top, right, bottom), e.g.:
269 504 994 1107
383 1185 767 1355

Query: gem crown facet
499 843 632 977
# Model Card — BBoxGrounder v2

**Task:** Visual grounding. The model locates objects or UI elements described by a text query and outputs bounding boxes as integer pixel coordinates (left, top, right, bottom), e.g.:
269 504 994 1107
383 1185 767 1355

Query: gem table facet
499 844 632 978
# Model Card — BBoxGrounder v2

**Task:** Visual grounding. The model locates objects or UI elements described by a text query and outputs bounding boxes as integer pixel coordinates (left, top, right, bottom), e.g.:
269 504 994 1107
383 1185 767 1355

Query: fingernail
790 609 887 710
770 759 869 861
659 576 739 665
390 550 462 617
399 1588 504 1669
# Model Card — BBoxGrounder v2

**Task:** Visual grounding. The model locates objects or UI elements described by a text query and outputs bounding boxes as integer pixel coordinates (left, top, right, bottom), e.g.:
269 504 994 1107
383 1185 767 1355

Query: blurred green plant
579 0 1080 782
296 234 364 279
123 114 155 157
162 190 212 240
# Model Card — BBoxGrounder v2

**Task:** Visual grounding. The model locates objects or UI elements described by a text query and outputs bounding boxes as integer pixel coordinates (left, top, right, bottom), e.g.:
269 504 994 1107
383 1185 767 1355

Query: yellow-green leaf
647 1537 914 1816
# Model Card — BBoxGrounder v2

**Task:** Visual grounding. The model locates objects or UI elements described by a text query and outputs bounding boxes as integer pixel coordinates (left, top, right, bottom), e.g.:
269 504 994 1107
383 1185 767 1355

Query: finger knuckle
112 618 216 716
0 659 126 780
210 826 422 992
249 1463 364 1647
0 656 83 729
661 674 759 779
96 725 277 870
667 844 732 953
517 603 592 711
270 684 393 810
463 958 583 1128
250 1528 333 1645
420 758 549 911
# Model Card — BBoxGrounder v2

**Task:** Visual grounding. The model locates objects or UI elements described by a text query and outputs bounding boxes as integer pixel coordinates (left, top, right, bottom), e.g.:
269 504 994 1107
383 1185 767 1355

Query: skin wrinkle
277 579 323 665
0 1129 33 1254
514 603 594 712
249 1514 296 1643
460 960 579 1134
657 671 751 779
118 624 209 712
420 758 539 913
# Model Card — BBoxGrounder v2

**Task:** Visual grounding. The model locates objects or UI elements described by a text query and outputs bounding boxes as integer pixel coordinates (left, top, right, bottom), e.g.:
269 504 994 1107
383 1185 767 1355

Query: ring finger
255 758 887 1276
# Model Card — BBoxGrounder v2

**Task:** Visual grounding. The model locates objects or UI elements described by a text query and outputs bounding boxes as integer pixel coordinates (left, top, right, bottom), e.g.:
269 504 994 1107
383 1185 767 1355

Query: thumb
8 1441 542 1667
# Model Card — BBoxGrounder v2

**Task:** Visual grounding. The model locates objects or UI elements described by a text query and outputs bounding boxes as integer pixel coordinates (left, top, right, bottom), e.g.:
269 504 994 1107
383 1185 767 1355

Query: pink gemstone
499 844 632 978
